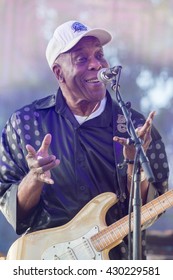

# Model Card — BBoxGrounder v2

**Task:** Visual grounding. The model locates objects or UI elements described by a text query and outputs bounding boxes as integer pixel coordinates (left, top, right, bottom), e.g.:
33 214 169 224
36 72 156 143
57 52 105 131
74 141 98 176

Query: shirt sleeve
141 122 169 231
0 115 31 234
130 109 169 197
129 110 169 229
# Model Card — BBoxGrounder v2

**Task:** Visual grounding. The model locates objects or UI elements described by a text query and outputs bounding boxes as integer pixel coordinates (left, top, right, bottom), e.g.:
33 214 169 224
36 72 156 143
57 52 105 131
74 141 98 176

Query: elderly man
0 20 169 260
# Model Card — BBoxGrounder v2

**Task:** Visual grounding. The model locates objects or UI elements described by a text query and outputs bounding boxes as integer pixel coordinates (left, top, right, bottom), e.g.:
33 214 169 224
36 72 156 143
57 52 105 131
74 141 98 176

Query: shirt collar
34 88 114 127
34 88 69 111
35 94 56 109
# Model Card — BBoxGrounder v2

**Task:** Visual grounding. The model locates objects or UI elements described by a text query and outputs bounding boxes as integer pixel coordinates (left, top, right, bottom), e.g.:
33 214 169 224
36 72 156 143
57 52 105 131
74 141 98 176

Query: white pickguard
41 226 102 260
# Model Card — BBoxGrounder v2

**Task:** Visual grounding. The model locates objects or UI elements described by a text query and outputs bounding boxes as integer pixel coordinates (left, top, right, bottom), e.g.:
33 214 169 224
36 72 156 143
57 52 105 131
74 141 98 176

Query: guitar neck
91 189 173 251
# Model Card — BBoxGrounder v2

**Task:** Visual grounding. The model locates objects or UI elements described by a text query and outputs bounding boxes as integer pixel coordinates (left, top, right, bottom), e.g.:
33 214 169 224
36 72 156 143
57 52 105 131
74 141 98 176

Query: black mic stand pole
111 67 155 259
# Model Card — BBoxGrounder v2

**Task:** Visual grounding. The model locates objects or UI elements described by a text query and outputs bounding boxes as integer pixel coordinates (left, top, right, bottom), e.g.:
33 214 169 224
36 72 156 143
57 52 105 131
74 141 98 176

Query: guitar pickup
41 226 101 260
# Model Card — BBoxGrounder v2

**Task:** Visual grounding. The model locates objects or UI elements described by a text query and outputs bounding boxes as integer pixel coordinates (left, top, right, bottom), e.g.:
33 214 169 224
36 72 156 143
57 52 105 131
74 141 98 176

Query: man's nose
88 57 102 71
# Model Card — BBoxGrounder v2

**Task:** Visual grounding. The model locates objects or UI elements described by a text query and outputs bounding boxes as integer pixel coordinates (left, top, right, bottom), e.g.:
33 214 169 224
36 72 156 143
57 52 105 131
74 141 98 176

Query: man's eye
97 53 104 60
76 57 87 63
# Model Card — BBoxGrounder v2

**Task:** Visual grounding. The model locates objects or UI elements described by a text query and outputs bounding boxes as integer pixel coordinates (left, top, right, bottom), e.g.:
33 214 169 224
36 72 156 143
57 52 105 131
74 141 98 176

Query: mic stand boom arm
111 67 155 259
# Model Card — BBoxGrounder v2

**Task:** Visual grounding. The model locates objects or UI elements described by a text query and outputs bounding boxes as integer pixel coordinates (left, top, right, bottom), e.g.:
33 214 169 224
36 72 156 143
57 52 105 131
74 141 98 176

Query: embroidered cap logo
71 22 88 33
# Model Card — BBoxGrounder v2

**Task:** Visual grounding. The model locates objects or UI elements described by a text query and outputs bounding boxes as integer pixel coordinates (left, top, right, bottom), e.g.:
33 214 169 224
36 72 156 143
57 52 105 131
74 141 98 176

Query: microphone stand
111 67 155 259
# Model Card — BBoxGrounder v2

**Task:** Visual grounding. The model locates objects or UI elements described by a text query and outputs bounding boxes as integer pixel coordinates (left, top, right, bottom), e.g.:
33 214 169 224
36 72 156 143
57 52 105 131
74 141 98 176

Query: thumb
26 144 37 157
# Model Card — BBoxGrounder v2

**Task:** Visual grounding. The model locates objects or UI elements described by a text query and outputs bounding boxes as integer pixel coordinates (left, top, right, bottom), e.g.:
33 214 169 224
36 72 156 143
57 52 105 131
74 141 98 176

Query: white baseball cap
46 20 112 69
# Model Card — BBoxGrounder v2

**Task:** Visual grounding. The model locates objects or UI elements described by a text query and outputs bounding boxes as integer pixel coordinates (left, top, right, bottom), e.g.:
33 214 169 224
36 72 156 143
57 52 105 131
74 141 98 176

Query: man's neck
66 99 101 117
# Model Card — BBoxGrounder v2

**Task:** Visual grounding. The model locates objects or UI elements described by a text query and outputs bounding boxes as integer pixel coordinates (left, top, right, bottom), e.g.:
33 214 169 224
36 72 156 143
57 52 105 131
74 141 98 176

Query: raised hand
26 134 60 184
113 111 155 160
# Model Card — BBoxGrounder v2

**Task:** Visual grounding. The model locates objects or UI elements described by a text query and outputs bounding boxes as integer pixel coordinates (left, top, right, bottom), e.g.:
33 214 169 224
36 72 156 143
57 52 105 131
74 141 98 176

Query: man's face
57 36 109 103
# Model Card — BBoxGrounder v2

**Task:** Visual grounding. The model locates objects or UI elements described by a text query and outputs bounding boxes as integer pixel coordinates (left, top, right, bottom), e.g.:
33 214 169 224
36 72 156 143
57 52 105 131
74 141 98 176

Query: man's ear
52 64 64 83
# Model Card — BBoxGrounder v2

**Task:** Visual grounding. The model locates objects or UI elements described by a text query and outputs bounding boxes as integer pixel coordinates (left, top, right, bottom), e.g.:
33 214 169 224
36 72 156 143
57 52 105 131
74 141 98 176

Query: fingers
37 157 60 184
41 133 52 151
113 136 128 146
147 111 156 122
39 172 54 185
113 136 136 160
32 155 60 173
26 133 52 158
37 155 56 166
137 111 156 138
30 156 60 185
145 111 156 126
26 144 37 157
36 156 60 173
37 134 52 157
113 111 156 161
134 111 155 152
25 134 60 184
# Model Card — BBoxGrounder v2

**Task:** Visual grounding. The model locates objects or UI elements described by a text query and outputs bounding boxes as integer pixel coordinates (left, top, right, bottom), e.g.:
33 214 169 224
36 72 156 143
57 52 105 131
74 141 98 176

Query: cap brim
62 28 112 53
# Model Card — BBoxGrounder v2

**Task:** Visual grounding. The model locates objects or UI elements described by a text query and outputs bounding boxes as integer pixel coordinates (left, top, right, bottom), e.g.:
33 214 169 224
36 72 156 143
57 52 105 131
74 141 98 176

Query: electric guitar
6 189 173 260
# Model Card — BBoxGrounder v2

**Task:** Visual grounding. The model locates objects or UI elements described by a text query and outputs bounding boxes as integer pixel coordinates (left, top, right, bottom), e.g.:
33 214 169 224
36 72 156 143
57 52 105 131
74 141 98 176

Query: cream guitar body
6 190 173 260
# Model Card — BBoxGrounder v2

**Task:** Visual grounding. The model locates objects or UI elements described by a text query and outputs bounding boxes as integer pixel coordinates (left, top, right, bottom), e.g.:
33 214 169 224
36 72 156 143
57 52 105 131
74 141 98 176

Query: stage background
0 0 173 259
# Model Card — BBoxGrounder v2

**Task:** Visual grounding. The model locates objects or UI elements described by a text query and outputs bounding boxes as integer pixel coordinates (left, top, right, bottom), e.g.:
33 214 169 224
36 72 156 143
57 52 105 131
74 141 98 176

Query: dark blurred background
0 0 173 259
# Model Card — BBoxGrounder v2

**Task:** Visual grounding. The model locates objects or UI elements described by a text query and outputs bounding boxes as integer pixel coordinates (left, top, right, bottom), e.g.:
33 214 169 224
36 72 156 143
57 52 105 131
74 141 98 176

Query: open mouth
85 78 100 83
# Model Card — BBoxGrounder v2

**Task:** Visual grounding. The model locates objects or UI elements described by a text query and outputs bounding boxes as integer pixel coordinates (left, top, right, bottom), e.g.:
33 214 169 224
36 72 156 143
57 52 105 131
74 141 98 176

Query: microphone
97 66 122 83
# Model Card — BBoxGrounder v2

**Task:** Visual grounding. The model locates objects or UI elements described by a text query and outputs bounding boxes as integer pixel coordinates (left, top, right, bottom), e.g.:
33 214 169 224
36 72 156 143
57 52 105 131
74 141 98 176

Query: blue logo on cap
71 22 88 32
